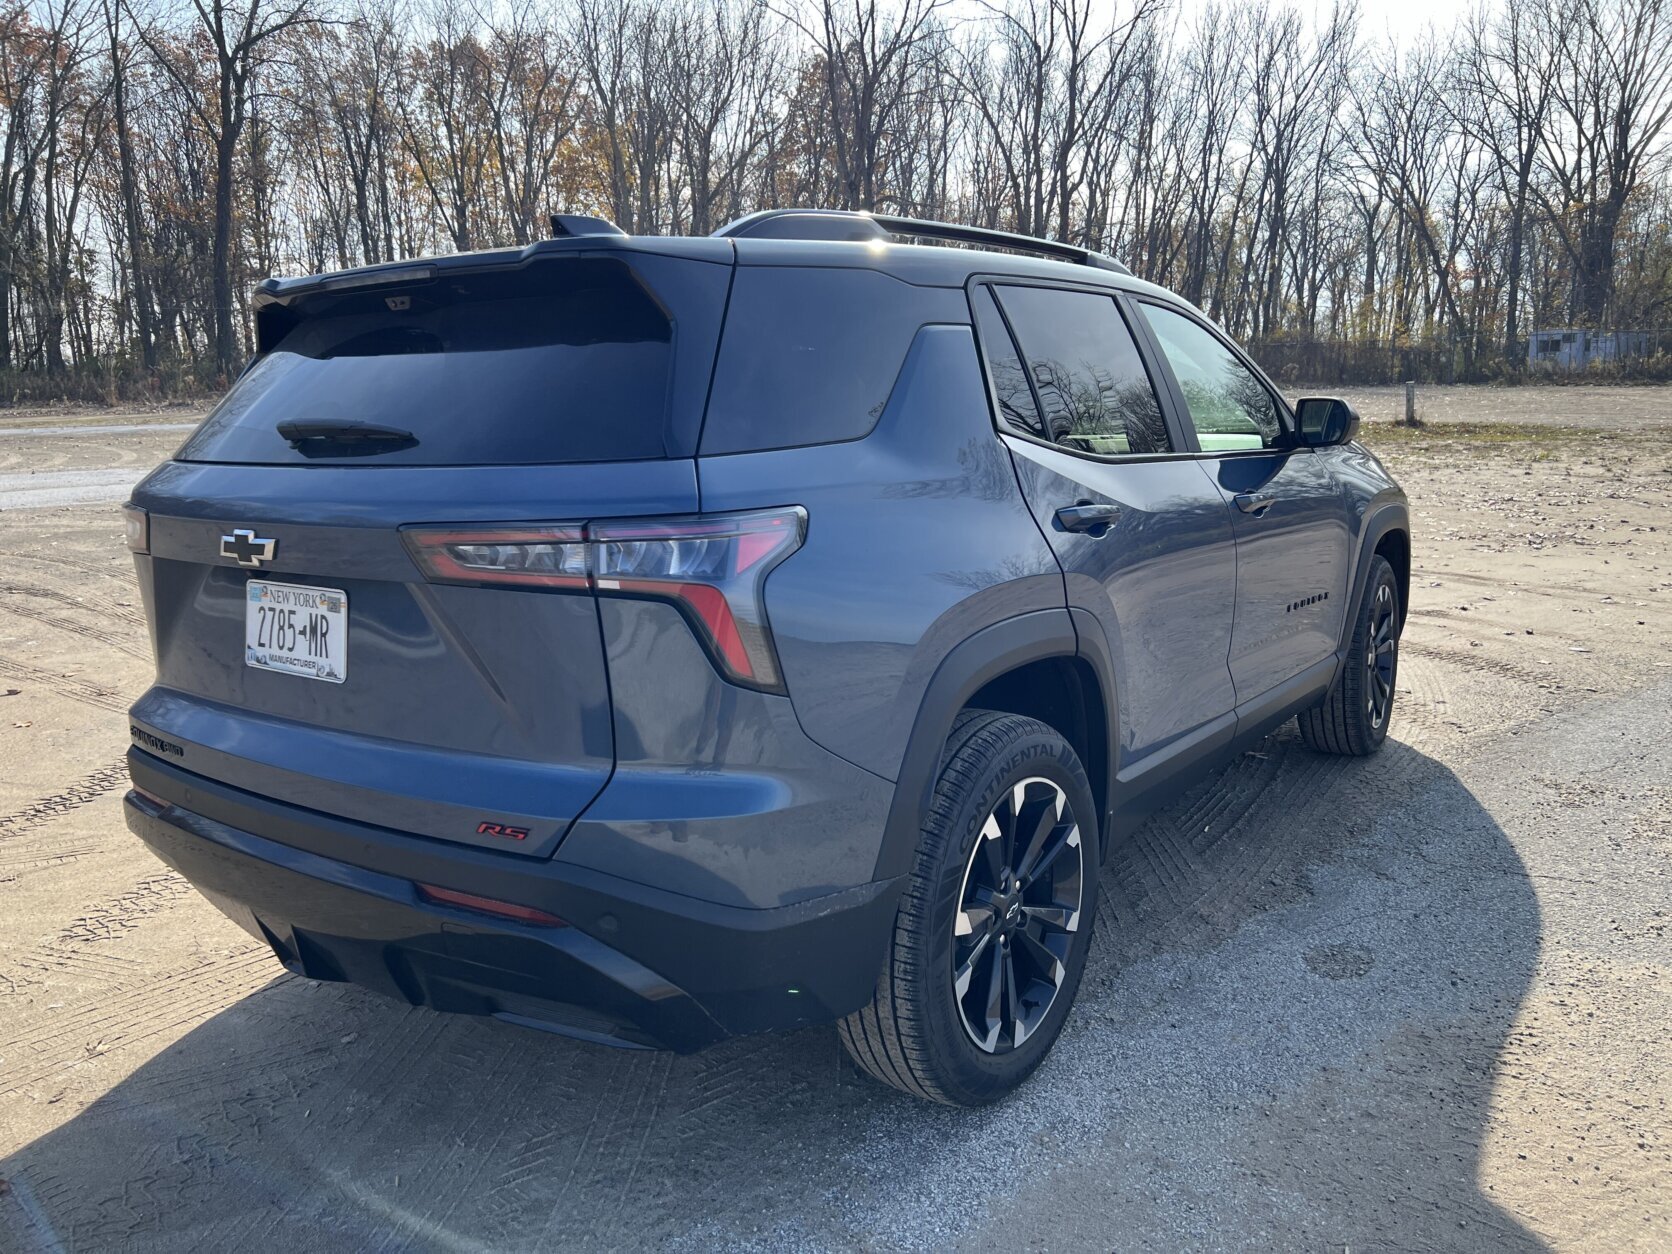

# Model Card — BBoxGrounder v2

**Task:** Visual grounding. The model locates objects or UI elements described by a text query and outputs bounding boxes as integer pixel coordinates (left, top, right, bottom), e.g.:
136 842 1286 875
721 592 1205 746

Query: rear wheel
839 711 1099 1106
1298 554 1401 756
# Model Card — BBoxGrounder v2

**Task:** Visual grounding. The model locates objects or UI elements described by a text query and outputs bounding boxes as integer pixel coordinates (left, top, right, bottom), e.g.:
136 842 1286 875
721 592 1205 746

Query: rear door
1131 300 1353 704
972 281 1240 775
129 247 730 857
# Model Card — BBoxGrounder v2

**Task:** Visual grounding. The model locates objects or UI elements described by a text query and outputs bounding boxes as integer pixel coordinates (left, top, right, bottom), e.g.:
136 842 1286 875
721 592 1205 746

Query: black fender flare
1338 499 1411 663
872 607 1118 880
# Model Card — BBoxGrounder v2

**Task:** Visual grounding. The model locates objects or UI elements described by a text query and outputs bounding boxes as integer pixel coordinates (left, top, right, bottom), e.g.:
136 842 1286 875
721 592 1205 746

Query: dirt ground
0 388 1668 1251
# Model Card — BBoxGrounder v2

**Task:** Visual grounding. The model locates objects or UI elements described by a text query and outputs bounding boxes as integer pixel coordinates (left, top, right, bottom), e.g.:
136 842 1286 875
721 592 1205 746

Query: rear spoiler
252 235 732 312
250 236 734 354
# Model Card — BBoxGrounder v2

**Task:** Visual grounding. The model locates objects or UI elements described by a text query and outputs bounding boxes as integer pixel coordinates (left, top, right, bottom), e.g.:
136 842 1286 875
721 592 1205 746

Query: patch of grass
1362 420 1579 443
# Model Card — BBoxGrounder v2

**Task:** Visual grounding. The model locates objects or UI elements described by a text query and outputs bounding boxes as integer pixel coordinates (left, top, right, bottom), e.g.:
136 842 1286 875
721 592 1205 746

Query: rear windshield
179 259 674 466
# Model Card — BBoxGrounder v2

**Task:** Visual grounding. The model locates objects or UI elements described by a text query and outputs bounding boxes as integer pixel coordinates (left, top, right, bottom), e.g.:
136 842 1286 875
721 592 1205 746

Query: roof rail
712 209 1132 277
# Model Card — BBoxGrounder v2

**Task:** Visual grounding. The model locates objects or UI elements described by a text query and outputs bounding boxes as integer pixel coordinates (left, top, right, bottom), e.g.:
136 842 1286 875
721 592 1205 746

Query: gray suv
122 210 1409 1106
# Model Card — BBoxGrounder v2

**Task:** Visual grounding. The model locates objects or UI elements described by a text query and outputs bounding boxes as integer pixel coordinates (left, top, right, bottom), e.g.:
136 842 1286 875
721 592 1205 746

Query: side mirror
1295 396 1360 447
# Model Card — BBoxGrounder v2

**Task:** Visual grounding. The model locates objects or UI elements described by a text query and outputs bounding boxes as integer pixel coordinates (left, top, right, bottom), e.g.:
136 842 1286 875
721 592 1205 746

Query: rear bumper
125 749 903 1052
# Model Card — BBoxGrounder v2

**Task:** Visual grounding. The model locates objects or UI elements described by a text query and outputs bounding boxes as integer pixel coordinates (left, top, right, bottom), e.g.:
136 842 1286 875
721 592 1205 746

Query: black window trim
963 273 1197 465
1126 294 1302 460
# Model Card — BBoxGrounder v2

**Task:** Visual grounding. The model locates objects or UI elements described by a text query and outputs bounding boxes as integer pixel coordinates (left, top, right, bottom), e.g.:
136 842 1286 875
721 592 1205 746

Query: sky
1153 0 1485 44
1347 0 1476 42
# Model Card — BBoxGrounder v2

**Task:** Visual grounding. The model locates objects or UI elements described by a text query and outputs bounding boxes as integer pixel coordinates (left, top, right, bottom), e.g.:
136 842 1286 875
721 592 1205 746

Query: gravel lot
1 388 1669 1250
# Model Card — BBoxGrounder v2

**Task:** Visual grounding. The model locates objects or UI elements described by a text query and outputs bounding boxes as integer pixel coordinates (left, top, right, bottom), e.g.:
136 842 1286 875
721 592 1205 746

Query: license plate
245 581 347 683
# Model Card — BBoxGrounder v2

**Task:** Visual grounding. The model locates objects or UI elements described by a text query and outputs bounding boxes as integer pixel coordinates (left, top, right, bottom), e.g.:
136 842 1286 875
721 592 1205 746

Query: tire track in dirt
1091 713 1456 977
529 1050 675 1247
1391 653 1460 753
0 760 131 881
0 594 151 660
1432 567 1672 607
0 948 273 1096
0 838 114 882
0 547 132 583
53 872 191 944
1100 744 1342 951
2 577 147 628
1401 640 1597 692
92 1030 342 1116
0 658 131 713
1099 747 1289 932
0 761 130 840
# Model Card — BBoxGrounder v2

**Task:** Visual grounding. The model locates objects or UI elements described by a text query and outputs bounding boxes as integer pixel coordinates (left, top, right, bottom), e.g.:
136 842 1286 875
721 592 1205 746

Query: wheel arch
1373 524 1411 629
873 609 1117 881
1340 500 1411 657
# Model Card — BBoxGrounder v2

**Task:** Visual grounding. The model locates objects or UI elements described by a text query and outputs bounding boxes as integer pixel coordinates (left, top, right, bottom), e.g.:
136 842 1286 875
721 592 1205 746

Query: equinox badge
220 528 277 567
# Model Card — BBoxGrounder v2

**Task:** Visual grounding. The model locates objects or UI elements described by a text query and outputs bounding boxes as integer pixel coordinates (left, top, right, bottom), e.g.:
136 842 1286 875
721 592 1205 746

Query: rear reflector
417 883 568 928
129 785 168 810
403 507 806 693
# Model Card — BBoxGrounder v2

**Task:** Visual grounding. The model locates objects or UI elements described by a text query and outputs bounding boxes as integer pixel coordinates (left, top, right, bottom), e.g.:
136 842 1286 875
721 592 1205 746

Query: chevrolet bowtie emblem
220 528 277 567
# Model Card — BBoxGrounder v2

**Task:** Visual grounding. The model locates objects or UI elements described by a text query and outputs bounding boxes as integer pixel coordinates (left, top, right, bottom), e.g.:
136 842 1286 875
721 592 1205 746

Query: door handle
1234 492 1276 517
1055 502 1122 534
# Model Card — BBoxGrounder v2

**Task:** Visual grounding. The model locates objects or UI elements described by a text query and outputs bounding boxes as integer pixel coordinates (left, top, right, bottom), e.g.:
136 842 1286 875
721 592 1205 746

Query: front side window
1136 303 1284 451
993 285 1170 456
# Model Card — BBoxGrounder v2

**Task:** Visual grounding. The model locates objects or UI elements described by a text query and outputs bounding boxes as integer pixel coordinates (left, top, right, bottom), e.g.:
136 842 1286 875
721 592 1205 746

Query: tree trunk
212 128 239 379
110 17 157 372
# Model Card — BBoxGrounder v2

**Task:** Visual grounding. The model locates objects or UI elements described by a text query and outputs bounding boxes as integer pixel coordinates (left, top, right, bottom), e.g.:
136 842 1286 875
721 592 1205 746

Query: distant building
1528 329 1654 370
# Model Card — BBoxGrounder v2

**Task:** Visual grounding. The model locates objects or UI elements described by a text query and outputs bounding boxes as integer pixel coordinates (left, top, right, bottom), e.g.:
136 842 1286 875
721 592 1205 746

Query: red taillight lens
416 883 568 927
404 525 587 589
403 508 806 694
588 509 804 692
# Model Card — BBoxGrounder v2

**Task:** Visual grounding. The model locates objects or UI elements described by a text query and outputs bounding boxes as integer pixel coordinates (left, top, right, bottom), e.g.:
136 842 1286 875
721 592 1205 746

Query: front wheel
1298 554 1401 756
839 711 1099 1106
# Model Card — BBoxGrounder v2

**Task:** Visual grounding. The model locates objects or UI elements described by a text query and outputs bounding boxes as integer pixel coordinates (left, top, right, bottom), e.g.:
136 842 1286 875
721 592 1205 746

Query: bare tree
1533 0 1672 325
0 0 1670 394
128 0 321 377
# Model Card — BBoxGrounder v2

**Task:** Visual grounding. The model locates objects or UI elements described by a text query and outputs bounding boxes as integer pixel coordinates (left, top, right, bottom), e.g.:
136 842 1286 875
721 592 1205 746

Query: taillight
122 503 149 554
403 507 806 694
404 525 586 589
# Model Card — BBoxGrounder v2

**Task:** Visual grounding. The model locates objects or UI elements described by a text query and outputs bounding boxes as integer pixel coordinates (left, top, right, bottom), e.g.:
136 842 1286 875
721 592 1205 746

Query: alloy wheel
1366 582 1398 729
951 776 1084 1054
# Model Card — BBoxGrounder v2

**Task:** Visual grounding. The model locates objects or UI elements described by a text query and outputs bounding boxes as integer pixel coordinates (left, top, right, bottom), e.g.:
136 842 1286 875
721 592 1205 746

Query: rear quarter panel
697 322 1064 781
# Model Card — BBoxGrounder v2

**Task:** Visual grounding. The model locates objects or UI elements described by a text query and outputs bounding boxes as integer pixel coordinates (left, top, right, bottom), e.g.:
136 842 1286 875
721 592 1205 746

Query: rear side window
993 285 1170 457
179 259 675 466
971 285 1044 439
700 268 924 455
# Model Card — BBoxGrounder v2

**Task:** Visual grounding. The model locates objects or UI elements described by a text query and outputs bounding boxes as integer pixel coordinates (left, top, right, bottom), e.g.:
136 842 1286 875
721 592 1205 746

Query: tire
1298 554 1401 756
839 710 1100 1106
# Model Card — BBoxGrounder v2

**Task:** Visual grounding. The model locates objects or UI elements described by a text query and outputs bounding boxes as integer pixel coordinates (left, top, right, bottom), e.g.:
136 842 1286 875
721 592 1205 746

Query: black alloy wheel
838 711 1100 1106
1366 579 1398 730
952 777 1084 1053
1298 553 1402 756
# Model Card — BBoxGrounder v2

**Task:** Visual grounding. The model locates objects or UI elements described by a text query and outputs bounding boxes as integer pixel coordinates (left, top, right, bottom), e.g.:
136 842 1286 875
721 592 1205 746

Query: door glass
1138 304 1283 451
971 285 1045 440
994 286 1170 456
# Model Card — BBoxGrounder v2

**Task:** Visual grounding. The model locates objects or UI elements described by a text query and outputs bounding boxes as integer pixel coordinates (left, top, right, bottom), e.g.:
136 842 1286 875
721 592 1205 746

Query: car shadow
2 728 1541 1251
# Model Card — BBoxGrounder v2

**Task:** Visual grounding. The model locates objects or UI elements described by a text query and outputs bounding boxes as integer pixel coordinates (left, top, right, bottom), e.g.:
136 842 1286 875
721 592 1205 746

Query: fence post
1404 380 1417 426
